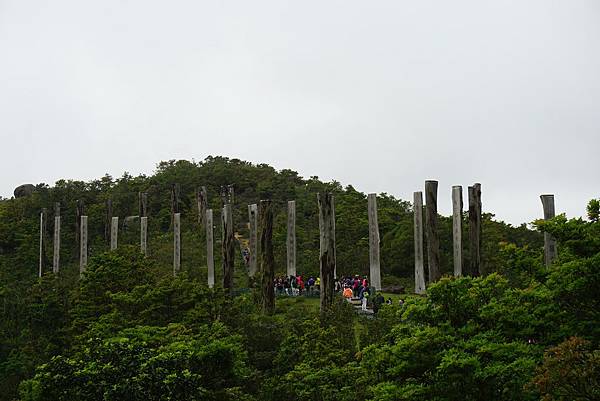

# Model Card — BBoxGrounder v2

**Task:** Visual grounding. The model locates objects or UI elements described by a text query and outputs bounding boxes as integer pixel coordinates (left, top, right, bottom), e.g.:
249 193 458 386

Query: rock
382 285 405 294
14 184 36 198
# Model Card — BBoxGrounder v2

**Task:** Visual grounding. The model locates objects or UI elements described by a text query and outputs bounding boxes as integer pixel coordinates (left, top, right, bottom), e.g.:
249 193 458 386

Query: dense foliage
0 157 597 400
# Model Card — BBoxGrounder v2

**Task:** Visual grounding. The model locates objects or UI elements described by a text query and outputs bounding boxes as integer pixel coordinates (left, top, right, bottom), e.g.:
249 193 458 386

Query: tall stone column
452 186 463 276
425 180 440 283
413 192 426 294
173 213 181 276
368 193 381 290
39 210 45 277
140 216 148 256
287 201 296 277
110 217 119 250
248 204 258 277
206 209 215 288
80 216 88 274
318 193 336 313
468 183 482 276
540 194 558 266
53 203 60 274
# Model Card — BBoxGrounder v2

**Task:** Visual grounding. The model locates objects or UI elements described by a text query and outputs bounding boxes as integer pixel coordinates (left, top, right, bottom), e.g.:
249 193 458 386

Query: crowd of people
272 274 405 313
273 275 321 296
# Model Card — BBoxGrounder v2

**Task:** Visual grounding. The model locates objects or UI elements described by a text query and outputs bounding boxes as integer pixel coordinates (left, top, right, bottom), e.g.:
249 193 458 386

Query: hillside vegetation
0 157 597 400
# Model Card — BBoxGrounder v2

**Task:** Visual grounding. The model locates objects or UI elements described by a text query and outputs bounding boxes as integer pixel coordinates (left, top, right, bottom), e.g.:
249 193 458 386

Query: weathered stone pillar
368 193 381 290
222 204 234 293
80 216 88 274
173 213 181 276
53 203 60 274
287 200 296 277
206 209 215 288
140 216 148 256
110 216 119 250
318 193 336 313
468 183 482 276
248 204 258 277
39 210 45 277
452 186 463 276
413 192 426 294
540 194 558 266
425 180 440 283
259 200 275 314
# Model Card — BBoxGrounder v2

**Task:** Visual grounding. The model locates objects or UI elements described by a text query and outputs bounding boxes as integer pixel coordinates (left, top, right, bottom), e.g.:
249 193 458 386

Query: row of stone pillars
413 181 558 294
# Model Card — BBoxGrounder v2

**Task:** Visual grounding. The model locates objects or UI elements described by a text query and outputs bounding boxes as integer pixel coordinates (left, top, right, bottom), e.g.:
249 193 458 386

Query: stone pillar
53 216 60 274
173 212 181 276
468 183 482 276
452 186 463 276
222 204 234 293
206 209 215 288
318 193 336 313
368 193 381 291
248 204 258 277
425 180 440 283
540 194 558 266
287 200 296 277
39 210 44 277
140 216 148 256
110 216 119 250
80 216 88 274
259 200 275 314
413 192 426 294
53 203 60 274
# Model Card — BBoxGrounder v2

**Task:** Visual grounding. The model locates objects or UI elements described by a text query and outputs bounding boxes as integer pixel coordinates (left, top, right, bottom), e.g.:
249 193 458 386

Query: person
398 298 405 307
386 297 393 305
373 292 385 314
353 278 360 297
359 285 370 311
343 286 353 299
307 276 315 294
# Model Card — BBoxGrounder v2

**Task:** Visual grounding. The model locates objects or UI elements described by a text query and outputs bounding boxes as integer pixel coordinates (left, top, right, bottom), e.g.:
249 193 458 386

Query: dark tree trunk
259 200 275 314
425 180 440 283
171 183 180 225
197 186 208 226
75 200 85 260
105 199 112 244
318 193 336 315
221 204 235 294
468 183 482 276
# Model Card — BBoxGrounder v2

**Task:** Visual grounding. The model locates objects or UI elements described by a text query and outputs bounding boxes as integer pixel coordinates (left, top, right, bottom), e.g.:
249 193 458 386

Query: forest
0 156 598 400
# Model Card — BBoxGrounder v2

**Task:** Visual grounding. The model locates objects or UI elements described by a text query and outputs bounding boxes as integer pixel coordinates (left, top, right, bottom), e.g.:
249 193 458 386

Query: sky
0 0 598 225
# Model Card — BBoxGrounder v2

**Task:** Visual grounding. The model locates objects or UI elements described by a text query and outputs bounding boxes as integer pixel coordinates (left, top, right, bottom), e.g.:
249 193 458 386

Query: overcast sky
1 0 598 225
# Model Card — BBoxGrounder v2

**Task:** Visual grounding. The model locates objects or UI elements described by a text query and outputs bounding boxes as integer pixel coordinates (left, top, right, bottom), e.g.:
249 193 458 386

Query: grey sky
1 0 598 225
